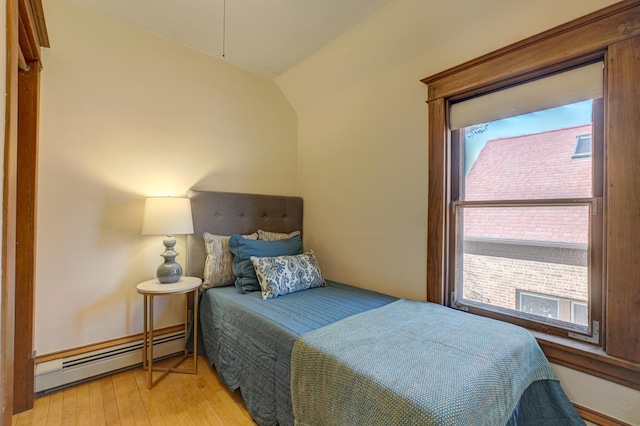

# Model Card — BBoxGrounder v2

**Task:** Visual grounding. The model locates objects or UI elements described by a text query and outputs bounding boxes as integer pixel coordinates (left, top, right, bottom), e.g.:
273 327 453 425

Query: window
517 291 561 320
572 134 592 159
448 64 603 337
571 301 588 327
516 290 589 327
422 2 640 390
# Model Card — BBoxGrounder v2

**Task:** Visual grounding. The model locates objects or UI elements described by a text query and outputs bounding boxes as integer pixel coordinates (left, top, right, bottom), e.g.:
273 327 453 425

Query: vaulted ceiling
68 0 395 78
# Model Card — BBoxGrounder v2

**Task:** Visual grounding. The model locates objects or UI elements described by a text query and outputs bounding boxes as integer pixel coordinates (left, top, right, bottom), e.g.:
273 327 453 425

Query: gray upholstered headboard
186 190 303 279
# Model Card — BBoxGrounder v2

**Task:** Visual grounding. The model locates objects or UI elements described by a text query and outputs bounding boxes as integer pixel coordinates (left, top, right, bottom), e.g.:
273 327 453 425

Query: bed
186 190 584 426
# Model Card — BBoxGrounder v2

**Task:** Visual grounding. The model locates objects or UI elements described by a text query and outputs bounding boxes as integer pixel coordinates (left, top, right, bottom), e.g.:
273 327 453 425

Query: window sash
451 199 596 336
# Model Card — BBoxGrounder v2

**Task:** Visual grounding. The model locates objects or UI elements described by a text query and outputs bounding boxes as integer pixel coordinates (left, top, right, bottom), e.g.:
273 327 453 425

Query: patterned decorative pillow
257 229 301 241
251 251 325 299
202 232 257 289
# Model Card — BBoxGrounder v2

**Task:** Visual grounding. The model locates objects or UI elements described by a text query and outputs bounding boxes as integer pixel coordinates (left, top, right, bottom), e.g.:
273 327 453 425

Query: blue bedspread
291 299 583 426
198 281 397 426
198 283 583 426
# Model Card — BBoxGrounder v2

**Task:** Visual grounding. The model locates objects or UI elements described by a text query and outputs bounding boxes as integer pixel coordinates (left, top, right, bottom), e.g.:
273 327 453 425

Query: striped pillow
202 232 257 289
257 229 300 241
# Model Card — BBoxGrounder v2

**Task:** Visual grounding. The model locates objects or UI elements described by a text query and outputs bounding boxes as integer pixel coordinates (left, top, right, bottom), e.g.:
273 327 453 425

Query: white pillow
250 250 325 299
202 232 257 289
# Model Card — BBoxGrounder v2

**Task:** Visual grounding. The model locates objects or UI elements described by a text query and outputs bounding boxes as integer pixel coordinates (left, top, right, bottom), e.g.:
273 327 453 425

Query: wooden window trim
422 0 640 390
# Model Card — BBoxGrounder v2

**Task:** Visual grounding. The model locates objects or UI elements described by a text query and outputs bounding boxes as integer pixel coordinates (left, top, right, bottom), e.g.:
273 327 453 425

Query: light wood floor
12 355 257 426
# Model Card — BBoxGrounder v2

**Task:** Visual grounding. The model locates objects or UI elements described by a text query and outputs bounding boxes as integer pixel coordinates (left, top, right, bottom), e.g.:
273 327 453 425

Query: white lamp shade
141 197 194 236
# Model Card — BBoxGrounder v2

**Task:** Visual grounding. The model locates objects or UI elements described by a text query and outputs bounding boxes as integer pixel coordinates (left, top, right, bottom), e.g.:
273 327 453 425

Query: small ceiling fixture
222 0 226 58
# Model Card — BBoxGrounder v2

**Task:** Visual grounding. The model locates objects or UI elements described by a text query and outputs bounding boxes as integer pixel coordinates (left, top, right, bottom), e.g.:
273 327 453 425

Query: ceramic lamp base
157 262 182 283
156 234 183 284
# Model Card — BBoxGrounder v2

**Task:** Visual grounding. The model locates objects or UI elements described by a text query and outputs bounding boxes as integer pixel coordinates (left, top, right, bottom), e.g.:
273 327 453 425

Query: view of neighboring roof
463 124 592 245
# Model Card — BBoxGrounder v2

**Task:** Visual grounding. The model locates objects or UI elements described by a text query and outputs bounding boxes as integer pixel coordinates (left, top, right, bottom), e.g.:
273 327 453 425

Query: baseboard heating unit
35 331 185 393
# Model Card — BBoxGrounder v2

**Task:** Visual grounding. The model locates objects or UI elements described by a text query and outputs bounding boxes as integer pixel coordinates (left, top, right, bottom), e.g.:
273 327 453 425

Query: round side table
136 276 201 389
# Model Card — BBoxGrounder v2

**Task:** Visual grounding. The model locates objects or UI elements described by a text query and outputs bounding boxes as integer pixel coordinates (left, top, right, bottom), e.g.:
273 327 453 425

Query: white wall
36 0 298 355
276 0 639 423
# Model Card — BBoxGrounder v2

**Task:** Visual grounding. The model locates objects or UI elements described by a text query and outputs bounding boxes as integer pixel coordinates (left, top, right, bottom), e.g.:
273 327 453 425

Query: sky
464 100 593 175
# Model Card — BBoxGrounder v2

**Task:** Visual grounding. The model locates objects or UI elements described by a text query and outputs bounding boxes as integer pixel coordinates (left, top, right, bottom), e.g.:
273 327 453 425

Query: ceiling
68 0 395 78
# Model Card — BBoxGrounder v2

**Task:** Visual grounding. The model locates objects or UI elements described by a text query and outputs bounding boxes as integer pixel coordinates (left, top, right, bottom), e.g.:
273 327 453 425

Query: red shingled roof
463 124 592 244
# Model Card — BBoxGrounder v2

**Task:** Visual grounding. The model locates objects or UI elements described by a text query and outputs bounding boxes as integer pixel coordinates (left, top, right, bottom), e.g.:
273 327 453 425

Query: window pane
462 101 593 199
458 205 590 331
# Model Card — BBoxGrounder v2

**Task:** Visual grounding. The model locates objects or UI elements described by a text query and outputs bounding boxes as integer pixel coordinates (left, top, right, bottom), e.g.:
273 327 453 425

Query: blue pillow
229 234 303 293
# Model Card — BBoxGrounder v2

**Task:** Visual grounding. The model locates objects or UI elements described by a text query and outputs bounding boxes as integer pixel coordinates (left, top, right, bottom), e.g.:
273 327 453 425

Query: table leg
148 294 154 389
183 292 188 358
193 288 198 374
142 294 148 371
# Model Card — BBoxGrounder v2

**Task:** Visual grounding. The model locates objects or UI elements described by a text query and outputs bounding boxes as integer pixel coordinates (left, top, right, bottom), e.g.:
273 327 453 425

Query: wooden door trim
5 0 48 416
14 60 40 413
2 0 21 422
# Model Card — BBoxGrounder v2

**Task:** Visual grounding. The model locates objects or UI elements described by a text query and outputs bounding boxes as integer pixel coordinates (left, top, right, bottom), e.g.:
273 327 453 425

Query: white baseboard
35 331 185 393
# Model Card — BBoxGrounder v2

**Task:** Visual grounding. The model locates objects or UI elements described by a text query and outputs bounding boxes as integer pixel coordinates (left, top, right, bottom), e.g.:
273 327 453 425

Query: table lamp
142 197 194 283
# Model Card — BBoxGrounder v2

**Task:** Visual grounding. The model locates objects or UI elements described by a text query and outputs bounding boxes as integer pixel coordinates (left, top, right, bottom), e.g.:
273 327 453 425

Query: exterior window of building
572 134 592 159
516 290 589 327
571 301 588 326
517 291 561 320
